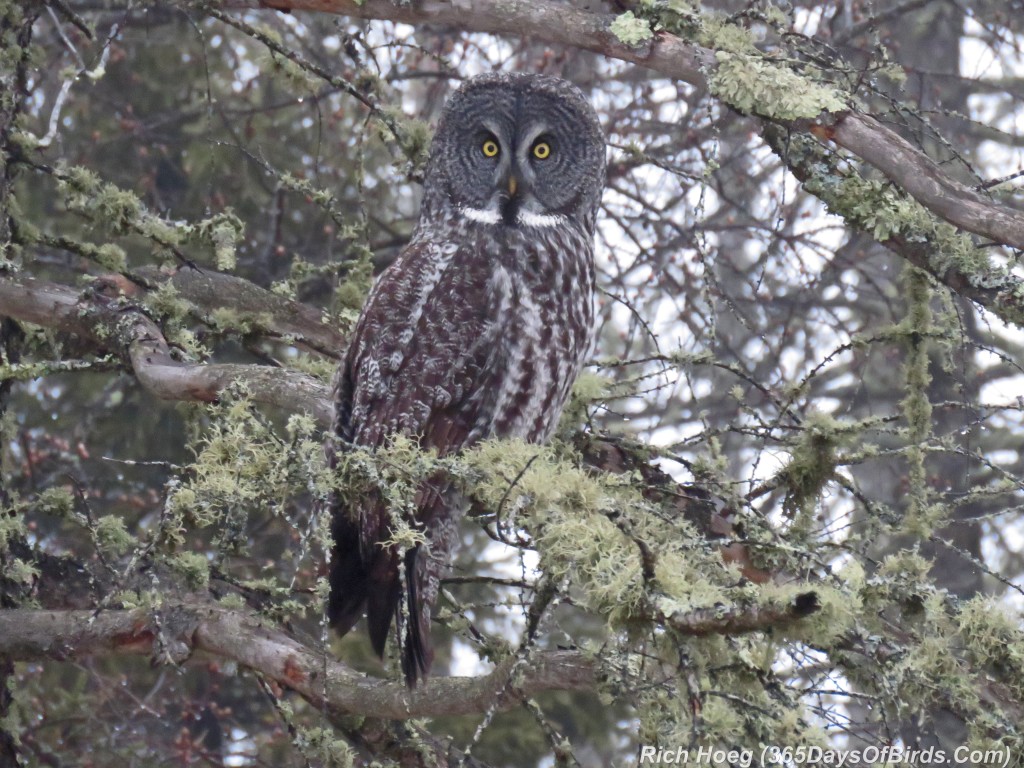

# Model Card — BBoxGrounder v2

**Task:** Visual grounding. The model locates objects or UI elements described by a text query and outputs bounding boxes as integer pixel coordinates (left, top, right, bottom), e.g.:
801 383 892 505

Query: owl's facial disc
462 124 566 229
433 76 604 231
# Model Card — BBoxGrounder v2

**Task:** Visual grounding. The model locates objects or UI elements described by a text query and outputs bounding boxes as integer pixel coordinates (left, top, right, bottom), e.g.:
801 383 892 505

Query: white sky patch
232 58 260 93
961 17 1003 80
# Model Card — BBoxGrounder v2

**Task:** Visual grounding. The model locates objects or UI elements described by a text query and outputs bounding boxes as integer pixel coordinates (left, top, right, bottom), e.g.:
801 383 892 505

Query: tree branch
131 264 348 358
763 125 1024 328
2 543 819 723
663 591 820 636
815 111 1024 251
0 592 822 719
0 604 594 718
0 272 333 422
249 0 714 87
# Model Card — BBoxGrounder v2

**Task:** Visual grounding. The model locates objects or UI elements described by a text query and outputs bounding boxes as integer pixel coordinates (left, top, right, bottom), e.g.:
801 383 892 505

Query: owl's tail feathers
327 514 433 686
400 546 434 688
326 525 370 638
365 552 401 659
336 545 432 688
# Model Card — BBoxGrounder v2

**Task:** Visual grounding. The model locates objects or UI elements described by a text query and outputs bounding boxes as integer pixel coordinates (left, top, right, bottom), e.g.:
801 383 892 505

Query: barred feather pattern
326 72 604 686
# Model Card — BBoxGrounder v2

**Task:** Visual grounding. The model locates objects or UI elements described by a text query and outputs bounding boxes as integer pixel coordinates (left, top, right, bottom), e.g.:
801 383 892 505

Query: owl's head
421 72 606 232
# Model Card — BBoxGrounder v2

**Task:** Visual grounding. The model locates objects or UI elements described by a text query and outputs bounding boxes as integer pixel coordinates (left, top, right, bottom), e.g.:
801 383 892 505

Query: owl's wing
328 238 498 684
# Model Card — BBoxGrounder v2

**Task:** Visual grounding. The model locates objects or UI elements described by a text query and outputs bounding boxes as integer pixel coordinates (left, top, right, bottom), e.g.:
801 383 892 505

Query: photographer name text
638 745 1012 767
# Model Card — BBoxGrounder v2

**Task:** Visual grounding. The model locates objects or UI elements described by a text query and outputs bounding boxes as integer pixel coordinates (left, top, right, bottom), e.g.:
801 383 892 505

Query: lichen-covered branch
0 604 594 718
0 273 332 422
242 0 713 84
814 112 1024 252
662 591 820 636
131 265 349 357
0 590 828 719
763 126 1024 327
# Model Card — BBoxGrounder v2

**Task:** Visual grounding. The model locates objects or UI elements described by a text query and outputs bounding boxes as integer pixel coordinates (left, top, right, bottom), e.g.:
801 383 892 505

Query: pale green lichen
643 1 846 120
557 370 612 432
779 411 850 525
610 11 654 47
876 549 933 587
113 589 159 611
57 166 248 269
262 45 320 95
0 501 26 553
710 51 848 120
697 12 758 54
94 514 134 556
0 357 105 381
143 282 190 322
167 392 333 546
59 166 171 240
896 632 979 714
34 487 76 519
279 172 338 211
286 351 336 384
460 439 724 625
195 210 244 272
95 243 128 271
208 307 274 337
957 596 1024 701
5 557 37 584
286 413 318 440
333 252 374 314
381 111 432 174
166 551 210 590
899 267 940 535
217 592 247 610
293 726 355 768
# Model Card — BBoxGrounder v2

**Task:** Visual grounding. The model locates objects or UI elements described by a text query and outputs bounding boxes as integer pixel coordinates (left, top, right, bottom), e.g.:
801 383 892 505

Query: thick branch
0 273 332 422
763 125 1024 327
0 605 594 718
819 111 1024 251
131 264 348 358
251 0 713 87
0 594 821 718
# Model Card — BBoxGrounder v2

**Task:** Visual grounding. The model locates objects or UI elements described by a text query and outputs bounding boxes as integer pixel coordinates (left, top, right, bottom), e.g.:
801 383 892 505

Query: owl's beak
497 166 526 226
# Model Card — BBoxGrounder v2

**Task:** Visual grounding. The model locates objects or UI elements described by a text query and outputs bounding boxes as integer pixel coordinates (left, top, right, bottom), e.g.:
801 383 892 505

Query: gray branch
0 604 593 719
132 264 348 358
0 272 333 423
0 596 823 718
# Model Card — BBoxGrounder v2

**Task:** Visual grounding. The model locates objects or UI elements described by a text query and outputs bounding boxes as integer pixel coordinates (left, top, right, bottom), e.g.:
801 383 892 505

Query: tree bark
0 273 333 423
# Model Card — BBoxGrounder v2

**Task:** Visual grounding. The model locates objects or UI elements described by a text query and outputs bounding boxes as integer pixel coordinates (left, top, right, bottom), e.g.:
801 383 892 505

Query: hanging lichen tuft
900 266 937 534
780 412 841 534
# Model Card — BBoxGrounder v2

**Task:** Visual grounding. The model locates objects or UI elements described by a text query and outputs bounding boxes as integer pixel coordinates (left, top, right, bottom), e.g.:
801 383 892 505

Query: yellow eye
482 140 500 158
533 141 551 160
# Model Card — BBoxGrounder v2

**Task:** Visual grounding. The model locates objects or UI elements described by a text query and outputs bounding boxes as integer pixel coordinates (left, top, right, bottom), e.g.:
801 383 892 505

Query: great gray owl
327 72 606 686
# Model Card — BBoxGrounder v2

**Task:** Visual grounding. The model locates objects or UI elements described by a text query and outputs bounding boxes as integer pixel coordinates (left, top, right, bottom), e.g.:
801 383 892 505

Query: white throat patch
460 206 566 229
461 206 501 225
517 210 566 228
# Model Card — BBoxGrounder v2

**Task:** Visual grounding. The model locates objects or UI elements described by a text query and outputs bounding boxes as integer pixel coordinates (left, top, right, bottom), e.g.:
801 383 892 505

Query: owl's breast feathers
328 217 595 685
